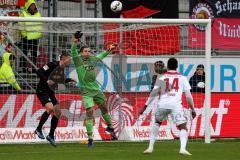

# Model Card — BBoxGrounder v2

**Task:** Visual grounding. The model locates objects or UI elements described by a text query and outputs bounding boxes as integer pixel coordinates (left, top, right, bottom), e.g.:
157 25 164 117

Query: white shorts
155 106 187 126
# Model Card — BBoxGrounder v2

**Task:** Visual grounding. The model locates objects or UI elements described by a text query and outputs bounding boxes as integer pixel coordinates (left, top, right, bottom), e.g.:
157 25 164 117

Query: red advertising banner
0 0 25 6
212 18 240 49
0 93 239 142
189 0 240 49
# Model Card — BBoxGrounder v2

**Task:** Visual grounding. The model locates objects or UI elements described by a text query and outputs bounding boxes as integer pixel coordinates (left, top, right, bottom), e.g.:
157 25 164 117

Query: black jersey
36 61 71 92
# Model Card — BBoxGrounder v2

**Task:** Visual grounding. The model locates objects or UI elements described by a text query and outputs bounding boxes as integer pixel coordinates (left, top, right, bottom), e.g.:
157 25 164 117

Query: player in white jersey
142 58 196 155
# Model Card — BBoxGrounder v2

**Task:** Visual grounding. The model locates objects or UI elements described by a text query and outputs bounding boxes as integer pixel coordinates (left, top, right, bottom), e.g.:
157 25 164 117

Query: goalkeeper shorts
82 91 106 109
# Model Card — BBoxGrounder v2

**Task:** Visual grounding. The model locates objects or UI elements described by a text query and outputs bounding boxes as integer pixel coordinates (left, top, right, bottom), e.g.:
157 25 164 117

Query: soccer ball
110 1 122 13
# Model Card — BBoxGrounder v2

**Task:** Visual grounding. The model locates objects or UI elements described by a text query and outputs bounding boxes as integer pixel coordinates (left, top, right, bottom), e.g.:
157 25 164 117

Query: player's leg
82 95 95 147
144 108 170 154
46 93 59 147
172 107 191 155
93 92 110 126
35 90 53 139
178 123 191 155
144 121 162 154
94 92 117 140
37 102 53 129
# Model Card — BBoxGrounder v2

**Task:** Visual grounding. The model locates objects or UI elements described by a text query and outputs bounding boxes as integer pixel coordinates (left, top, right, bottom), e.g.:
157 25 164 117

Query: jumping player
34 51 74 147
71 31 117 147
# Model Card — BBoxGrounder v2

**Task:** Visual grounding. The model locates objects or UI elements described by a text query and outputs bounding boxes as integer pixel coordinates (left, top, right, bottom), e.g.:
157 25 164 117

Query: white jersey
145 70 191 109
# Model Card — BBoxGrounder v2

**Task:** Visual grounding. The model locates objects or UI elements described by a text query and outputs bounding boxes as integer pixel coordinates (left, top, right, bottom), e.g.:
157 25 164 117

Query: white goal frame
0 16 211 143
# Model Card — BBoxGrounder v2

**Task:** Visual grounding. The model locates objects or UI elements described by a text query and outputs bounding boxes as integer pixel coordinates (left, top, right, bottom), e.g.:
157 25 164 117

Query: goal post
0 16 211 143
205 21 211 144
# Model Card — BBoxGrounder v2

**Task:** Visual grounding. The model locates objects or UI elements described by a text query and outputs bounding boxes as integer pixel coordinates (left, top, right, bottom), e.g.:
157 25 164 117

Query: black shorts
36 89 58 107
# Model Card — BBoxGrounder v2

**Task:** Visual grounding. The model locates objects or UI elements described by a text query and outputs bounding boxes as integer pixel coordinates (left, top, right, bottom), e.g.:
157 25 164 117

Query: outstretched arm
139 76 162 114
185 89 196 119
140 75 159 114
184 77 196 119
71 38 83 67
145 81 161 107
95 44 117 61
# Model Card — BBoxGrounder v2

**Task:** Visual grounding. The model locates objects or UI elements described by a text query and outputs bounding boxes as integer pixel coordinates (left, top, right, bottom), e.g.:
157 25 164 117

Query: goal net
0 17 211 144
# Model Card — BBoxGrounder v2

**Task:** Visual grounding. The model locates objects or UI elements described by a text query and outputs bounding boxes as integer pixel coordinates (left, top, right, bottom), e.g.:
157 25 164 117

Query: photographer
189 64 205 93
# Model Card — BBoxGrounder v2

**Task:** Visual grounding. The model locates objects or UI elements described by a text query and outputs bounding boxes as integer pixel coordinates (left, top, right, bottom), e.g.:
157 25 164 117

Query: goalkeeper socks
102 113 113 128
149 122 160 150
37 111 50 131
86 118 93 139
179 129 188 151
49 115 59 138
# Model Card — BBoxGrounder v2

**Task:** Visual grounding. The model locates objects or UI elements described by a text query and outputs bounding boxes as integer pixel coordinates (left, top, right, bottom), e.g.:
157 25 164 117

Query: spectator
189 64 205 93
19 0 42 73
0 51 21 94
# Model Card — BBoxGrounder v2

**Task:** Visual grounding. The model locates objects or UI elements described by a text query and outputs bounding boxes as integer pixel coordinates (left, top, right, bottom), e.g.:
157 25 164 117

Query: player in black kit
34 51 74 147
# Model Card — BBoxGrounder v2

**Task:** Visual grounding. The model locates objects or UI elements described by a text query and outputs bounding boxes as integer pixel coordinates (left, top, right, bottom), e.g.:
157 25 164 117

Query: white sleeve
185 89 195 110
183 76 191 91
145 76 161 106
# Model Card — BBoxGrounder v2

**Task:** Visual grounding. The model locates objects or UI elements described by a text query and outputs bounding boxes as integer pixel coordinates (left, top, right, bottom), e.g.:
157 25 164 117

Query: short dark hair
167 58 178 70
154 60 164 66
197 64 204 69
80 46 89 53
60 51 70 59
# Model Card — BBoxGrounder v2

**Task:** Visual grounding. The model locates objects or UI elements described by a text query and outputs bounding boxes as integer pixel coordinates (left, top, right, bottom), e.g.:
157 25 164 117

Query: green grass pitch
0 140 239 160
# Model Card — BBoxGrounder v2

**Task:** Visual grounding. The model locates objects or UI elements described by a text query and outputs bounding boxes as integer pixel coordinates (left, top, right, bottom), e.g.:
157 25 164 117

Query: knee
45 103 54 113
97 101 107 113
100 106 108 114
53 105 61 119
86 108 94 118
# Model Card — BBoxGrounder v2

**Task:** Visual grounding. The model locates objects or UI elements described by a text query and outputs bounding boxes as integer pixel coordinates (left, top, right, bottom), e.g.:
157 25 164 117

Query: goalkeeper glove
74 31 83 41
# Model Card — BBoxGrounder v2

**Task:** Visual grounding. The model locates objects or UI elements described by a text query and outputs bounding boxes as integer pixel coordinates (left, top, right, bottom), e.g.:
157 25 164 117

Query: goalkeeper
71 31 117 147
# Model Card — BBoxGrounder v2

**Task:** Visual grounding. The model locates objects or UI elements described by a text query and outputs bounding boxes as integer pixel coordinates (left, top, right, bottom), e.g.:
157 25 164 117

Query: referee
34 51 74 147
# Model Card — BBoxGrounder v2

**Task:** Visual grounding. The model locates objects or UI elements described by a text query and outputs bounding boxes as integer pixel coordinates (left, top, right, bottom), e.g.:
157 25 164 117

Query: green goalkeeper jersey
71 43 109 96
